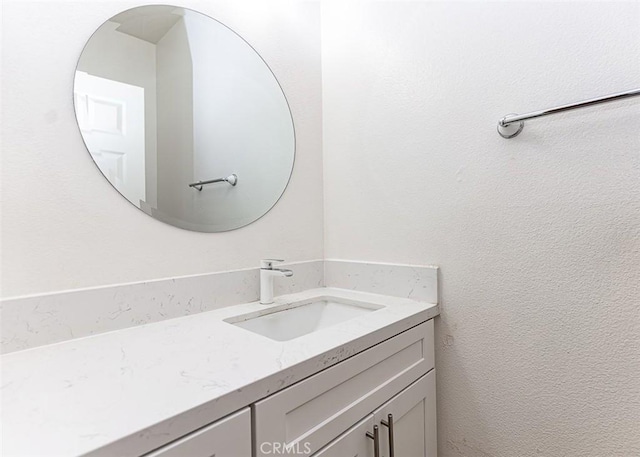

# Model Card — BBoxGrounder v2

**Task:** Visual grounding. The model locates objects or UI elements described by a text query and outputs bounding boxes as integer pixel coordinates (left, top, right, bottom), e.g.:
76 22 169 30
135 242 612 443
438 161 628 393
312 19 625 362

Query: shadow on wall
435 268 495 457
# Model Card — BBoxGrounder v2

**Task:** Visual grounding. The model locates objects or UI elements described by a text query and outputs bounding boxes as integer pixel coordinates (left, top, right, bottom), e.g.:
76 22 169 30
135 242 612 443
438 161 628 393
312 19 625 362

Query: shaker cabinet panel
374 370 437 457
254 320 434 457
312 415 376 457
145 408 251 457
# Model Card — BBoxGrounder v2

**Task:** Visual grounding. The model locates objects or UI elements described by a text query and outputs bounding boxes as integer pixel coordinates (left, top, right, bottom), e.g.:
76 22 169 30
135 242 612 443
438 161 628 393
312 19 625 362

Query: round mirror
74 5 295 232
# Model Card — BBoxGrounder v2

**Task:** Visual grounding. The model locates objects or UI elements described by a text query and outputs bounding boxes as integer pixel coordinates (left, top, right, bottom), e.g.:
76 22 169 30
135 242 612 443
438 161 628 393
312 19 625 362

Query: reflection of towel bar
189 174 238 191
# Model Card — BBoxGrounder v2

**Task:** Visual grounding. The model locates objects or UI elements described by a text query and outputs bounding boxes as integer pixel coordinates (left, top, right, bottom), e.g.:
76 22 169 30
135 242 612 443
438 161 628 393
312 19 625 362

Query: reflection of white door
74 71 145 206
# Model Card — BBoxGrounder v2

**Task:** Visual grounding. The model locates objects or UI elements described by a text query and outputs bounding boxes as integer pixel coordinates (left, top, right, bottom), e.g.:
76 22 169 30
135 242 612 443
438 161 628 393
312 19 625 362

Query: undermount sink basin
225 297 384 341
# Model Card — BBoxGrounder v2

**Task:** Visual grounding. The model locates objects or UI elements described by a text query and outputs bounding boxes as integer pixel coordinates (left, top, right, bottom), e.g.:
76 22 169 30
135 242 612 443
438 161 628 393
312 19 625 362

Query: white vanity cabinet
137 319 435 457
254 319 436 457
312 415 376 457
145 408 251 457
373 371 437 457
2 286 439 457
312 372 436 457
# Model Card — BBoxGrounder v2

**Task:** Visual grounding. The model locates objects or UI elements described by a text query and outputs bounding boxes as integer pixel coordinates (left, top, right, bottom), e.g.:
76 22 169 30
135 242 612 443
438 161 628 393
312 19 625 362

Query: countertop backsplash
1 260 438 353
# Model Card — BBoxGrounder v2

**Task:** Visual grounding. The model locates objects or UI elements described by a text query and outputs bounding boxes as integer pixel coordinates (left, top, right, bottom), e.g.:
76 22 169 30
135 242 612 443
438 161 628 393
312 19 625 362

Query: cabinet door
254 320 434 457
373 370 437 457
312 415 376 457
145 408 251 457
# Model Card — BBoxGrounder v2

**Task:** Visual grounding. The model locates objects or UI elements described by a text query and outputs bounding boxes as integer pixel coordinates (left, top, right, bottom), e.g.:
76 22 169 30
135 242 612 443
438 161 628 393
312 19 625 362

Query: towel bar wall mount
497 88 640 138
189 174 238 191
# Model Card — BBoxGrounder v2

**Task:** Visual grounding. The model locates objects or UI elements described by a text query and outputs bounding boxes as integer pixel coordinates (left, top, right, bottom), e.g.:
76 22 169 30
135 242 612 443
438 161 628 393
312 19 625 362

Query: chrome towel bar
497 88 640 138
189 174 238 191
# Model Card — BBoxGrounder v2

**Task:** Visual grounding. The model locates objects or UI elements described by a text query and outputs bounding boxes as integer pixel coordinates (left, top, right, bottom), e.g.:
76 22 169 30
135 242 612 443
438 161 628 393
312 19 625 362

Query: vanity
3 5 439 456
2 288 438 457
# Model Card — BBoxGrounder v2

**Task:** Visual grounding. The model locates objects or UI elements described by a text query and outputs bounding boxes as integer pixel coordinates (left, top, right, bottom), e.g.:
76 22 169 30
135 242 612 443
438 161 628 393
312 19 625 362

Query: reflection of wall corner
139 200 153 215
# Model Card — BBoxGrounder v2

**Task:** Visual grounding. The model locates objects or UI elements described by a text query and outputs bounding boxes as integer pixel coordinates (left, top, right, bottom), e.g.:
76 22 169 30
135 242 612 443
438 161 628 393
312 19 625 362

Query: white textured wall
1 0 323 297
156 17 194 221
322 2 639 457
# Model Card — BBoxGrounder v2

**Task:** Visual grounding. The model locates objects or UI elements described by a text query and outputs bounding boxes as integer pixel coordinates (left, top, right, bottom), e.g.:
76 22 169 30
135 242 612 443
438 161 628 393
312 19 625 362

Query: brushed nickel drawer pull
381 413 395 457
366 424 380 457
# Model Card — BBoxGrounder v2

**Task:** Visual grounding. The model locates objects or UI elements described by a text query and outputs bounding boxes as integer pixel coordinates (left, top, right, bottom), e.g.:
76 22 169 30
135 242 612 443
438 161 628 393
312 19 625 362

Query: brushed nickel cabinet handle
366 424 380 457
381 413 395 457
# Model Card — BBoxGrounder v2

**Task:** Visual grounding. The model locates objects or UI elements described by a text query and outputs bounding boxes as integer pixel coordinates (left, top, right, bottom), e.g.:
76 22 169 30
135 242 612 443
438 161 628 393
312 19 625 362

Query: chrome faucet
260 259 293 304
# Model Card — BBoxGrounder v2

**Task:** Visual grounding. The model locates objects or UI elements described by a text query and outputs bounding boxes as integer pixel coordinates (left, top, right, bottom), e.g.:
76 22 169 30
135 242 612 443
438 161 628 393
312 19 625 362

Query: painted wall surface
322 2 639 457
1 0 323 297
155 16 194 221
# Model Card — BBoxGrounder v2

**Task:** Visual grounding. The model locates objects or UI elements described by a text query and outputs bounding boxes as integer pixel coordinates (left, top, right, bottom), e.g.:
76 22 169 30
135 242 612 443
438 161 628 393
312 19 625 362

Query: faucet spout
259 260 294 304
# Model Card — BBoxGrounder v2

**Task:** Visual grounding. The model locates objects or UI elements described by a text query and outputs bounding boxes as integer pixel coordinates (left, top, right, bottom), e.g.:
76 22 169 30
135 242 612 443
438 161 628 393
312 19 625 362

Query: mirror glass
74 5 295 232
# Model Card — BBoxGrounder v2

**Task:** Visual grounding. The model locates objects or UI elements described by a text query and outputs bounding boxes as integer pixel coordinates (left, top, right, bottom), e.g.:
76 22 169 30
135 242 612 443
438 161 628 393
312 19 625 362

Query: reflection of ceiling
111 6 184 44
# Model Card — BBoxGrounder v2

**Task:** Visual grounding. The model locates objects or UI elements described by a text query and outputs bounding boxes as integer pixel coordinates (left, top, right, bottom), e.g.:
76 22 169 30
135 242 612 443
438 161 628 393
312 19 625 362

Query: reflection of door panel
74 71 145 206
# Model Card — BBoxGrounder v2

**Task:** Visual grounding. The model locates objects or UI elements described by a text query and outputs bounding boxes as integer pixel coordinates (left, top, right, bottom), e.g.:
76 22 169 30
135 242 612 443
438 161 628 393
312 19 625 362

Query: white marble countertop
1 288 439 457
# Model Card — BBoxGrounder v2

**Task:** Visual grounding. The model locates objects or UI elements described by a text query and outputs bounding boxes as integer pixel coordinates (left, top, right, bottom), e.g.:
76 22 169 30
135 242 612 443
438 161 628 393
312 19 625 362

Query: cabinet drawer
254 319 434 456
145 408 251 457
312 414 375 457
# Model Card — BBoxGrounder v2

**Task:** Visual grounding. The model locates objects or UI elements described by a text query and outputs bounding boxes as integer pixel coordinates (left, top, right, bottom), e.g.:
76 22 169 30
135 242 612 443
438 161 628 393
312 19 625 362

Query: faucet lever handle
261 259 284 269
